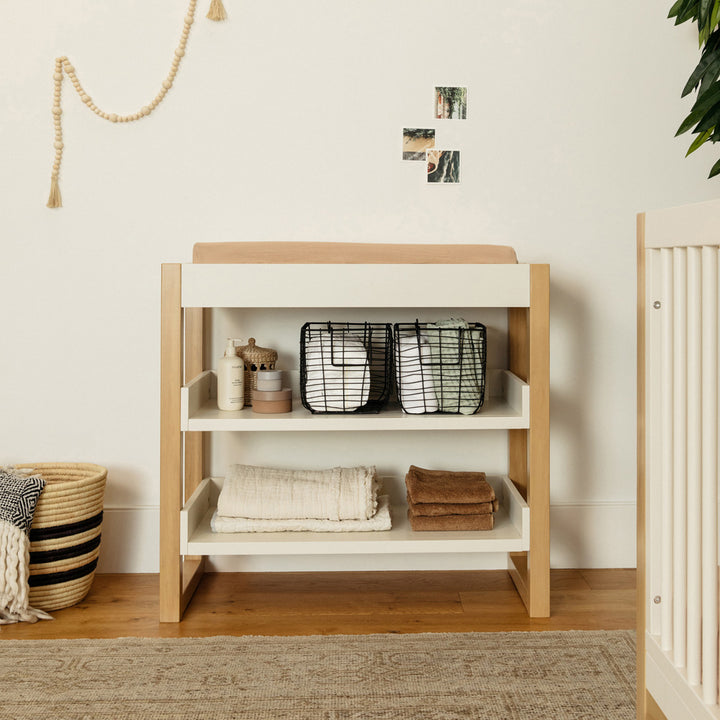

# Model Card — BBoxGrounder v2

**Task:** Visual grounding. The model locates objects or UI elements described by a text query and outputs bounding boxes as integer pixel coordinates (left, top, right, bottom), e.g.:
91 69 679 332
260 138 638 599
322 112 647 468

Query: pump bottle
217 338 244 411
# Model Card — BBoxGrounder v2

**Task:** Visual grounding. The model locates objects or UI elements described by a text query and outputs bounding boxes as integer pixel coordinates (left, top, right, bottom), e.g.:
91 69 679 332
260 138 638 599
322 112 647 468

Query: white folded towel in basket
211 494 391 533
216 464 379 521
395 334 439 414
303 331 370 412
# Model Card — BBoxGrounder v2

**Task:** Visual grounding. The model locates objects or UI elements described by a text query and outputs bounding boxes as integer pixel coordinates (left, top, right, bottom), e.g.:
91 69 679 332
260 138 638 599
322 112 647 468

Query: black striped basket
17 462 107 612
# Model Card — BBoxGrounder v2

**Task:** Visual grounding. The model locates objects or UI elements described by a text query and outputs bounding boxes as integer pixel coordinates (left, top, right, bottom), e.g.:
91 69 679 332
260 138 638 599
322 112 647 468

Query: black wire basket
394 320 486 415
300 322 393 413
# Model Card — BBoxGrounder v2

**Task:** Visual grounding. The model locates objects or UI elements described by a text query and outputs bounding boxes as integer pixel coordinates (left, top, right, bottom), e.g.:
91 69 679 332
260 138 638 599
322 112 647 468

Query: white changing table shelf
181 476 530 556
180 369 530 432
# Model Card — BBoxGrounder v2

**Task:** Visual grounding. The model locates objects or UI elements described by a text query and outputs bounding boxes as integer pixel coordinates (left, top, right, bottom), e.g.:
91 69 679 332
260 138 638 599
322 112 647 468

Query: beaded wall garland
47 0 227 208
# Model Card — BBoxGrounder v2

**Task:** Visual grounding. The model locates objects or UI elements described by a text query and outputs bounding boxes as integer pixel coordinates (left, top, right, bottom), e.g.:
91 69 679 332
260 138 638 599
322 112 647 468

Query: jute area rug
0 630 635 720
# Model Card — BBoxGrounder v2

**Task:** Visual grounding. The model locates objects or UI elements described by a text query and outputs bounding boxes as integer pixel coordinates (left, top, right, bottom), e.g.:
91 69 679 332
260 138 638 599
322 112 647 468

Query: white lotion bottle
217 338 244 411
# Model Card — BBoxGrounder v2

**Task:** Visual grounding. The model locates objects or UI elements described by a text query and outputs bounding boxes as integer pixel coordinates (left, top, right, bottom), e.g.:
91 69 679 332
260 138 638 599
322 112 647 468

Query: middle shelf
181 369 529 432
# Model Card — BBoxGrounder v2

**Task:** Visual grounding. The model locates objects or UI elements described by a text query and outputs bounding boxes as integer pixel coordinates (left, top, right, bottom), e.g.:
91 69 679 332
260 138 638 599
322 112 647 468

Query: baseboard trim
96 502 636 573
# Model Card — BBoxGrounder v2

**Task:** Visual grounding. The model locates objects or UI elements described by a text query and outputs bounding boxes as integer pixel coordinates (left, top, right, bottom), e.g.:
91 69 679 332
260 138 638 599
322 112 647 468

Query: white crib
638 199 720 719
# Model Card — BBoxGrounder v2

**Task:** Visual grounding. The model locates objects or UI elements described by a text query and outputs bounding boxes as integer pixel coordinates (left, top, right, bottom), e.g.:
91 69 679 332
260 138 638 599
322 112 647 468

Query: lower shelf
180 475 529 556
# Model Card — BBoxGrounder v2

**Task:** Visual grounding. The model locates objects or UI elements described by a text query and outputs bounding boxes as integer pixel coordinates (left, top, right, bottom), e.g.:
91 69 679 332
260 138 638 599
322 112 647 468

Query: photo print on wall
403 128 435 160
427 150 460 183
435 87 467 119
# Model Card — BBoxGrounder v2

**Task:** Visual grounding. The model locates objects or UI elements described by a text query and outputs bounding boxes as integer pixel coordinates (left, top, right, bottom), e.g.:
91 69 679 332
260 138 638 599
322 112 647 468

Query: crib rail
642 203 720 718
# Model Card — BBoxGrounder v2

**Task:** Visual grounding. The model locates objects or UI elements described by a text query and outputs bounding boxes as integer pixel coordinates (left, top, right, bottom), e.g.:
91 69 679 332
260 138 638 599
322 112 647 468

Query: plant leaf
678 2 701 23
711 0 720 29
668 0 689 17
668 0 693 18
686 128 714 154
692 101 720 132
677 82 720 134
708 156 720 176
700 0 711 33
673 0 700 24
694 78 720 111
682 50 720 96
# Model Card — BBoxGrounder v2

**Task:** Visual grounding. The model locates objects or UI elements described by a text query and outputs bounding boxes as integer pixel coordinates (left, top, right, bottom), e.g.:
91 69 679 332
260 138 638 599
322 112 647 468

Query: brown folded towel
405 465 495 504
407 493 499 516
407 511 495 531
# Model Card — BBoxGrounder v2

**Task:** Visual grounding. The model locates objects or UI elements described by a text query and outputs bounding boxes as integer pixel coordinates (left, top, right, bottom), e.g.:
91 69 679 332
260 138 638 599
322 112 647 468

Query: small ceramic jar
251 387 292 414
255 370 283 391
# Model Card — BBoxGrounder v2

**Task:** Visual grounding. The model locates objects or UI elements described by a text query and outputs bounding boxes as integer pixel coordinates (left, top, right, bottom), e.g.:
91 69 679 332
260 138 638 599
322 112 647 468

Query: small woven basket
17 462 107 612
236 338 278 406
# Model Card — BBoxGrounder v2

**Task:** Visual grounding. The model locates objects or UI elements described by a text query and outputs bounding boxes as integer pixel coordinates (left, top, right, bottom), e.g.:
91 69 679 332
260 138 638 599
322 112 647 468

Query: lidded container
236 338 278 406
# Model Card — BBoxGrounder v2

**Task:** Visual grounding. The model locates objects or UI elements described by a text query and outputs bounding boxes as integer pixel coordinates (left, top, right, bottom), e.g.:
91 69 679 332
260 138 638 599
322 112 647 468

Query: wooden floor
0 569 635 639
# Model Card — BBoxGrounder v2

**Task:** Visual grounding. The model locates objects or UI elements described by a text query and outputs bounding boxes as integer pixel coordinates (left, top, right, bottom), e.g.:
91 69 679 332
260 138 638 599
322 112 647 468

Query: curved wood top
193 242 518 264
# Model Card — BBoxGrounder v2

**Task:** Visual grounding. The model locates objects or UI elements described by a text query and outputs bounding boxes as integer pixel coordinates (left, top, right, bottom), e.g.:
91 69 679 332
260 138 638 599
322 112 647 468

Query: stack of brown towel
405 465 498 531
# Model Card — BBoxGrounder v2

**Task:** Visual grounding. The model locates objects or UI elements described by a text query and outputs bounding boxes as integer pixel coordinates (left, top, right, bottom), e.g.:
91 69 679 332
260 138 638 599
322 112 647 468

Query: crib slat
701 246 719 705
660 247 674 653
646 249 664 637
672 247 687 668
686 247 702 686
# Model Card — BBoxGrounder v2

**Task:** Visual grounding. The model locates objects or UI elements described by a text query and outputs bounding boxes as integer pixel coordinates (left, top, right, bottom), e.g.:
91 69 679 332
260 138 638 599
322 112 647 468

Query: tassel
46 177 62 209
207 0 227 21
0 522 53 625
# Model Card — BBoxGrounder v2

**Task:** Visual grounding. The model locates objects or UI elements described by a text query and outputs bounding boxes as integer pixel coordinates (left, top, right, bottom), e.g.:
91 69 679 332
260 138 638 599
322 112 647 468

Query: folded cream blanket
217 464 378 521
211 494 391 533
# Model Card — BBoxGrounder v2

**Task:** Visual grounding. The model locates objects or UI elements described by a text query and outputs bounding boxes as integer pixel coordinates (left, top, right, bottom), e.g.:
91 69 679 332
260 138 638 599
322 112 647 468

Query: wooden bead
185 14 194 24
64 63 74 73
162 79 173 89
142 105 151 115
175 48 185 57
109 113 118 122
54 72 63 81
52 107 62 115
54 141 64 150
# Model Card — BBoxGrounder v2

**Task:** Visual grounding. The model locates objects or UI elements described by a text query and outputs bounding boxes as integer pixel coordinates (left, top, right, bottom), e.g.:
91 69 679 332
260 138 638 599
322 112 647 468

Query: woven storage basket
16 462 107 612
236 338 278 406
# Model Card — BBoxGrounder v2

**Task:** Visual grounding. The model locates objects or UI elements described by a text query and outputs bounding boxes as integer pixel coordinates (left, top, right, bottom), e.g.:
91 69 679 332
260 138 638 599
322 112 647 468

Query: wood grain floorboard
0 569 635 639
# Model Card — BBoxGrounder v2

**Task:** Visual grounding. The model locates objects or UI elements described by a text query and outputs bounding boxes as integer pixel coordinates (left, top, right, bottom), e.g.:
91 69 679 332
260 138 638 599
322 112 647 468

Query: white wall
1 0 716 571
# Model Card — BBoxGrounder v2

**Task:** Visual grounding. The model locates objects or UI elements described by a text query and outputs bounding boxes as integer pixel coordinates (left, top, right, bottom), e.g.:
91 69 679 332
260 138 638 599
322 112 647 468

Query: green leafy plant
670 0 720 176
